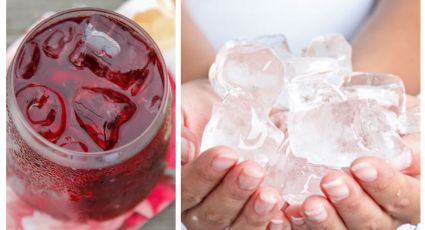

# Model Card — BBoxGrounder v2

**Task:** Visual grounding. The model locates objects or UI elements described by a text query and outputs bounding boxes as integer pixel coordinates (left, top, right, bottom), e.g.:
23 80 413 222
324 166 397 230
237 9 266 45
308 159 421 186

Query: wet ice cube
244 34 293 109
302 33 352 71
69 33 150 92
15 84 66 142
85 23 121 57
399 110 420 134
42 27 73 59
285 57 347 111
209 42 285 109
288 99 409 168
201 89 285 167
284 57 345 83
342 72 406 115
68 18 154 95
269 107 289 136
69 22 120 67
15 42 40 79
265 144 331 204
73 87 136 150
398 96 420 134
244 34 293 59
58 136 89 152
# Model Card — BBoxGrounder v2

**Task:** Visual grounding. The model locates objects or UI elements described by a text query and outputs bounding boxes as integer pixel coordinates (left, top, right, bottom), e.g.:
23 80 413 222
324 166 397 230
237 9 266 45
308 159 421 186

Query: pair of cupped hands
181 79 420 230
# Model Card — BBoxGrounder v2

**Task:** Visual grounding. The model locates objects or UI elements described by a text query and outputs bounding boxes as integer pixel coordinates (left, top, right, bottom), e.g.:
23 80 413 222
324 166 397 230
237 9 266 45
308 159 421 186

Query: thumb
181 80 221 164
181 126 199 165
400 133 420 176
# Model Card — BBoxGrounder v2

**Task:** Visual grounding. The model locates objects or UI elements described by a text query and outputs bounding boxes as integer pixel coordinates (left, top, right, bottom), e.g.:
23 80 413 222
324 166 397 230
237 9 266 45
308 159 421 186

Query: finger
351 156 420 224
231 187 283 230
405 95 419 110
182 79 221 139
267 210 292 230
184 161 266 229
321 171 396 230
401 133 420 176
284 204 309 230
301 195 347 230
181 146 238 211
181 127 199 164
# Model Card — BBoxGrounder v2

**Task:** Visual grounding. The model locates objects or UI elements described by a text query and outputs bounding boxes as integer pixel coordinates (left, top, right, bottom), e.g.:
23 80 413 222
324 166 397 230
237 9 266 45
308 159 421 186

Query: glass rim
8 7 170 160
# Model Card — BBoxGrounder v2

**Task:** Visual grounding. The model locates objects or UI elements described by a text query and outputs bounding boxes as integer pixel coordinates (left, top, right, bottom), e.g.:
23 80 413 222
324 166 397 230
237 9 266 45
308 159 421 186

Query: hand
181 79 220 163
181 80 287 229
286 96 420 229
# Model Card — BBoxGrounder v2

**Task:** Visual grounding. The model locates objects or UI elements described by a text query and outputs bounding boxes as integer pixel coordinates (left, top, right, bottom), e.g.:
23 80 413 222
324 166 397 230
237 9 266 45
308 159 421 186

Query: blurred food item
117 0 175 73
134 7 175 51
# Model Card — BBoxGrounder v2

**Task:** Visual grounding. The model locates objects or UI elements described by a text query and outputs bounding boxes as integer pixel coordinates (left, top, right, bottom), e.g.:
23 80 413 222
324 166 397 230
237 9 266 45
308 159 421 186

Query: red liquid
14 13 165 151
7 9 171 221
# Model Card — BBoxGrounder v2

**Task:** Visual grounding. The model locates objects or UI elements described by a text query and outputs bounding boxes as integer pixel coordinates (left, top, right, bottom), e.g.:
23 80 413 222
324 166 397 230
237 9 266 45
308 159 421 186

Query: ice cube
209 42 285 109
42 26 73 59
201 89 285 166
399 111 420 134
73 87 136 150
85 23 121 57
302 33 352 72
265 142 331 204
58 137 89 152
269 107 289 136
398 97 420 134
204 34 416 205
15 84 66 142
246 34 293 109
68 19 155 94
68 22 120 66
285 57 347 111
68 34 151 92
342 72 406 115
288 99 410 168
244 34 293 59
15 42 40 79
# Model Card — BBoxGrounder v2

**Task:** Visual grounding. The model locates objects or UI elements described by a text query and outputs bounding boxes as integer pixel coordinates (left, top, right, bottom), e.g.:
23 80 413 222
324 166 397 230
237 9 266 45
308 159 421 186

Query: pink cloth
6 12 176 230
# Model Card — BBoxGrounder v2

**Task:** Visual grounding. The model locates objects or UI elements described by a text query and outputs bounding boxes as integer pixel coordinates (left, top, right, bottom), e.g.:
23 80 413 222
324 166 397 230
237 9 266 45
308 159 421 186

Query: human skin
181 0 420 95
181 80 290 229
351 0 420 95
181 80 420 229
181 0 420 228
285 96 420 230
181 0 216 83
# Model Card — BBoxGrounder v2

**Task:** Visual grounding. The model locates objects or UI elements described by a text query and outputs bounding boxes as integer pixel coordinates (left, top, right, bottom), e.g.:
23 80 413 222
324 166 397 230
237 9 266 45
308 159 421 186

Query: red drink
7 8 171 221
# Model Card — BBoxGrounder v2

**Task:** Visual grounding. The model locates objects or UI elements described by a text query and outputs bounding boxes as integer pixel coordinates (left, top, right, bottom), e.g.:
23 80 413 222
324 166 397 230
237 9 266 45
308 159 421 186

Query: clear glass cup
7 8 172 221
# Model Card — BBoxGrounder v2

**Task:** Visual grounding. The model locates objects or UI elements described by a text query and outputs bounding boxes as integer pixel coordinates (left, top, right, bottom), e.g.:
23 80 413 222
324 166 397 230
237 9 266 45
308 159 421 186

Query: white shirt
187 0 375 53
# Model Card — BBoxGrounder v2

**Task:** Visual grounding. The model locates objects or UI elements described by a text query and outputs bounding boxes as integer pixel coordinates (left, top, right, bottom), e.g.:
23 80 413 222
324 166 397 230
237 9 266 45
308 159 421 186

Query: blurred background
7 0 120 46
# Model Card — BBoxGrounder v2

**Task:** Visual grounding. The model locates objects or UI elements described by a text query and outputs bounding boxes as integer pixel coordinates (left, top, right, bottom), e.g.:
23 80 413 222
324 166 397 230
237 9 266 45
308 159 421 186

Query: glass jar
7 8 171 221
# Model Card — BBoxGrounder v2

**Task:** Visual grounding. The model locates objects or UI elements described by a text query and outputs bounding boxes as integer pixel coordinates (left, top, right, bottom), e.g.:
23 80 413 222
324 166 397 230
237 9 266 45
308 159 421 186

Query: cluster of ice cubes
201 33 419 204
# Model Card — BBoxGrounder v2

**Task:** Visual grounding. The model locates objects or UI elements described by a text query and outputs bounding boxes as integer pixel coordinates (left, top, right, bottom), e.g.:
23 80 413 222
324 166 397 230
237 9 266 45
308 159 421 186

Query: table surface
6 0 176 229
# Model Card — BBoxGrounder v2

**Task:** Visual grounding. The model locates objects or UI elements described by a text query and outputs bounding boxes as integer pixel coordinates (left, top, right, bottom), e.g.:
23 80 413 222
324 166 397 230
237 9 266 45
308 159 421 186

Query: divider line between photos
420 1 425 226
175 0 182 228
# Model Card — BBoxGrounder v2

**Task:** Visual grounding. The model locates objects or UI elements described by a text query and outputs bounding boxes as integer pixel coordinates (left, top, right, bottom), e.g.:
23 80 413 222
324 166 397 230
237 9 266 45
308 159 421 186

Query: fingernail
211 152 238 171
270 219 283 230
254 190 278 215
388 151 412 171
351 162 378 182
290 216 304 225
304 203 327 223
238 167 264 190
270 213 284 230
322 178 349 202
181 137 195 164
